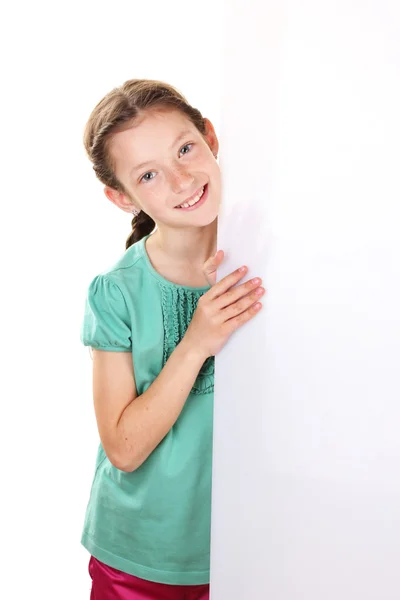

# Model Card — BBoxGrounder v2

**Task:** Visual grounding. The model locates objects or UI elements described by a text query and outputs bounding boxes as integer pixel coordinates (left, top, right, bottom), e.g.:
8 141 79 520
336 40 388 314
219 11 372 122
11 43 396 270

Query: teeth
177 186 205 209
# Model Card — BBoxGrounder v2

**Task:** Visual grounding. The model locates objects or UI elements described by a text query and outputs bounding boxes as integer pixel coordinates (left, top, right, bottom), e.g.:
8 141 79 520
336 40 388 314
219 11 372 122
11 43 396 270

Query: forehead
133 108 194 139
109 109 197 170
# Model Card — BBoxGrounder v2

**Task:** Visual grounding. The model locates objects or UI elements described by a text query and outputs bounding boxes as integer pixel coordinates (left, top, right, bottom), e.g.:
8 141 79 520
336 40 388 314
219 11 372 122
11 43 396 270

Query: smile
175 184 208 210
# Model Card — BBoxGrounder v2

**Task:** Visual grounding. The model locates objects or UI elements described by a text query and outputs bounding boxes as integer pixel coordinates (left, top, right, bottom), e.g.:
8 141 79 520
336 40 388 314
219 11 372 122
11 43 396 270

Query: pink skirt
89 556 210 600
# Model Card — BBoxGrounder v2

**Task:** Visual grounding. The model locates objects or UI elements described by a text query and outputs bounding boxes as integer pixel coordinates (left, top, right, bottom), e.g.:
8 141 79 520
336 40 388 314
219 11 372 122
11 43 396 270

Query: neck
151 219 218 265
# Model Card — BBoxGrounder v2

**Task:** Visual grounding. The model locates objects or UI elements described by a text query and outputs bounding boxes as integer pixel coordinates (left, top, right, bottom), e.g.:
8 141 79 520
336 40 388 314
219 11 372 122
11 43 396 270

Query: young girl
80 78 265 599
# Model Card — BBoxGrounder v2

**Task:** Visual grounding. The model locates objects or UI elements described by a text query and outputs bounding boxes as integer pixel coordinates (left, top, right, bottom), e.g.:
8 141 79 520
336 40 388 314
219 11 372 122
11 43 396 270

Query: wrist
178 335 209 365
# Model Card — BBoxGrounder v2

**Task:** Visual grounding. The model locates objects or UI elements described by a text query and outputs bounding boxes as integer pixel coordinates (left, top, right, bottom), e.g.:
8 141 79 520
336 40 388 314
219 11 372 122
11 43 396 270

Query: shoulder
83 238 151 307
83 237 150 319
98 237 148 289
81 240 148 350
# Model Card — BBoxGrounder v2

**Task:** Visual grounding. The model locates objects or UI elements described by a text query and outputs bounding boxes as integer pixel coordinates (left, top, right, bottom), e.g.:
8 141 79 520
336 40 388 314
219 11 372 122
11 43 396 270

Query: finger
222 286 265 320
203 250 225 286
207 264 249 299
215 277 263 310
225 301 263 333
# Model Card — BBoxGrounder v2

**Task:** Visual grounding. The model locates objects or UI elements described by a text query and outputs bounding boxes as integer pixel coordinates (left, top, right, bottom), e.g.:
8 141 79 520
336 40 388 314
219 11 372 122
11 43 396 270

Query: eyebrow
130 130 193 174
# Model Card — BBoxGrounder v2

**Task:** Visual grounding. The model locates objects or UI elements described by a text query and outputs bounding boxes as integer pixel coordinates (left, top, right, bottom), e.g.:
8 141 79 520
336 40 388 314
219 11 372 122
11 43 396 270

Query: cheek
210 162 221 187
139 188 166 217
197 154 220 182
149 186 168 206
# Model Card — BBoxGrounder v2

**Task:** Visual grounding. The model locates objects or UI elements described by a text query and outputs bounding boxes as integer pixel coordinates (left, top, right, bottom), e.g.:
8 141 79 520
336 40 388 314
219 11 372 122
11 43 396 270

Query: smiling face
105 108 221 231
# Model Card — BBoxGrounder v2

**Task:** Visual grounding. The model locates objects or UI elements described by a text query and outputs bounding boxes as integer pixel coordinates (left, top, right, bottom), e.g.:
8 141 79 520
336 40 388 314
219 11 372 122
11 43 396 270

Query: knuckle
206 310 217 325
202 307 211 320
236 300 246 313
246 282 257 294
231 270 242 282
232 313 244 327
224 289 235 303
210 313 219 326
238 310 248 323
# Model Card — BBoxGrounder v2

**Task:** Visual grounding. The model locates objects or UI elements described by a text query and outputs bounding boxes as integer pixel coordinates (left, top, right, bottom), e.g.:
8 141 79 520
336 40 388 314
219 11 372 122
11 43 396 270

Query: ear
203 118 219 158
104 186 139 215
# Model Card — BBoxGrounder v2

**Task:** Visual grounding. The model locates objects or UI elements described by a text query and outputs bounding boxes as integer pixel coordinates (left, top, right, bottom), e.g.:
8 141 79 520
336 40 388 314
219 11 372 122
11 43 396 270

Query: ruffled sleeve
80 274 132 351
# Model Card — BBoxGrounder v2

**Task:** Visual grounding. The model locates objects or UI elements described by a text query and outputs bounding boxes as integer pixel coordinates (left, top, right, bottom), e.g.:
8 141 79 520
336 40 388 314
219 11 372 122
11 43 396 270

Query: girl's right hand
184 260 265 360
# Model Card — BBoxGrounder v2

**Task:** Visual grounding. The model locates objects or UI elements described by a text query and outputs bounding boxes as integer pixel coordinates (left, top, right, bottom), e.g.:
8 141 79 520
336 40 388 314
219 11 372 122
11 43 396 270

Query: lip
174 184 208 209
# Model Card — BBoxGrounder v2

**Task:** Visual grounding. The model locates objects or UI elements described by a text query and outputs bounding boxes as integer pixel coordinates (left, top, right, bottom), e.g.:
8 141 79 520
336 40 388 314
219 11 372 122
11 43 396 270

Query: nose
167 163 194 193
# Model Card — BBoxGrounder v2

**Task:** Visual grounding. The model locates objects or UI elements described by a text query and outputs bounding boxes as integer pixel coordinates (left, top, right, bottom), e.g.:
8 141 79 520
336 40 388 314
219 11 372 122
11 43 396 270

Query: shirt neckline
139 234 211 293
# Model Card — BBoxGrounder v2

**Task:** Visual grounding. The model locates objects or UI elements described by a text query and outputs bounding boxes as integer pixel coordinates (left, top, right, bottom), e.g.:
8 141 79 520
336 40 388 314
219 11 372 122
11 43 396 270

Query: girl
80 78 265 599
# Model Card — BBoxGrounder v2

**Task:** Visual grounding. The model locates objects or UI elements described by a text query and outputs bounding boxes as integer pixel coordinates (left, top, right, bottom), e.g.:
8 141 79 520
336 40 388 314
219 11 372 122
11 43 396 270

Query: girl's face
105 108 221 230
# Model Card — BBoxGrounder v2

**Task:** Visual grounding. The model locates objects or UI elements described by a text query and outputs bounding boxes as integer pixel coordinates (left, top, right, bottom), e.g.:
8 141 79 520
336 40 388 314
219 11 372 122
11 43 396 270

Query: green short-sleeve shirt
80 235 214 585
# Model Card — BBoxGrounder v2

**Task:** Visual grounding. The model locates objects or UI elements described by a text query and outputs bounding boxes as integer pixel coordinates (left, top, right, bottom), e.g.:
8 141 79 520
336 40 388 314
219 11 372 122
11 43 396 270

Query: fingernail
239 266 247 272
252 278 261 284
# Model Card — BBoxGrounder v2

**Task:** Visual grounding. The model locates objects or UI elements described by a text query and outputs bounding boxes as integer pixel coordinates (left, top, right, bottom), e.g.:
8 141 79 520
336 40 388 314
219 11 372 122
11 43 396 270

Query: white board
211 1 400 598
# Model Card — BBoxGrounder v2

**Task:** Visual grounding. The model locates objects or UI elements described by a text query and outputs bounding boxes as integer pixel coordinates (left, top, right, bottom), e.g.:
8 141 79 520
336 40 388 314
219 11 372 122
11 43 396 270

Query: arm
92 263 265 473
92 338 206 473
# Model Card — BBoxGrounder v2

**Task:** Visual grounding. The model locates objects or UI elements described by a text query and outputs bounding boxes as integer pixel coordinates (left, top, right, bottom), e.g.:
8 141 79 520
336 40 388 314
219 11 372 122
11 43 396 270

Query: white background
1 1 221 597
2 1 400 599
211 1 400 598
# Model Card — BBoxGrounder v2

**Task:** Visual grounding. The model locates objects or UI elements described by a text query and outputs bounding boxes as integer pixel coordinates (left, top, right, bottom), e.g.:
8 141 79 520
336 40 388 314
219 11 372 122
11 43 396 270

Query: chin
191 206 219 228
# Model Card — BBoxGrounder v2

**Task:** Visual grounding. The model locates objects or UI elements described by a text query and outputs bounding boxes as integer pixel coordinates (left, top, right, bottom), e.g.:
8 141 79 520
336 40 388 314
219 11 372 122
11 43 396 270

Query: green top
80 234 214 585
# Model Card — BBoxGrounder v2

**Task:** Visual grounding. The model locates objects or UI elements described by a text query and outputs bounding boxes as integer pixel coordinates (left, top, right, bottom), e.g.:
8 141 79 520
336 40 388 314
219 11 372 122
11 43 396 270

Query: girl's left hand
203 250 225 286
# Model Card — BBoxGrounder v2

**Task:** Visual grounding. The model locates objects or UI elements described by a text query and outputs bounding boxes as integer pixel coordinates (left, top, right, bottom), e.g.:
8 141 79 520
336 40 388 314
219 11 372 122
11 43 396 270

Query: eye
179 143 194 156
140 171 156 183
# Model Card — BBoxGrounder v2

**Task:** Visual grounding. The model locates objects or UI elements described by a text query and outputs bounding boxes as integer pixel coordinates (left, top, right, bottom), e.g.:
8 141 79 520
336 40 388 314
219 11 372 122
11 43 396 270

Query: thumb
203 250 225 286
